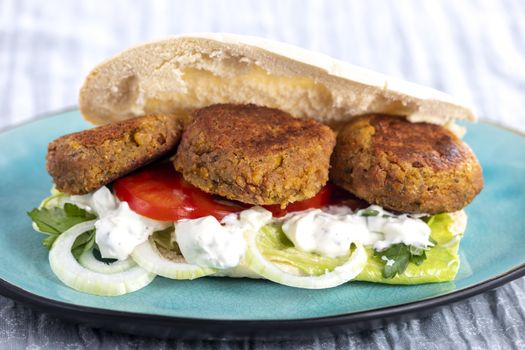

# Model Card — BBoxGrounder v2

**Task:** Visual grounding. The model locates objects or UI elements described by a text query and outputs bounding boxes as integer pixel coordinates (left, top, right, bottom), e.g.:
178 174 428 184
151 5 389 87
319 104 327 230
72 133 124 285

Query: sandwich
28 34 483 296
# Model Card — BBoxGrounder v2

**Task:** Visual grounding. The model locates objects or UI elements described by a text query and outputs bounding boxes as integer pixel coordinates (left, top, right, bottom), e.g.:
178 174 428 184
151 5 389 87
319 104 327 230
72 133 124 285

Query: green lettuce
257 225 350 276
151 226 179 252
357 213 459 284
257 213 461 284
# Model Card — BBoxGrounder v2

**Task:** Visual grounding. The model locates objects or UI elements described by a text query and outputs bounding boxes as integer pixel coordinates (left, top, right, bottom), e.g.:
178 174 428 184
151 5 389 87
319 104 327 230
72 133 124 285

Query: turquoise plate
0 109 524 338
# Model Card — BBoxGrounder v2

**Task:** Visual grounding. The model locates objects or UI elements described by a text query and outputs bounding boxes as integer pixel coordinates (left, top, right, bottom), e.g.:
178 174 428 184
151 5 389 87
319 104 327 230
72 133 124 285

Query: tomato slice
114 162 366 221
328 184 369 211
263 182 370 216
263 184 334 217
114 162 246 221
114 163 188 221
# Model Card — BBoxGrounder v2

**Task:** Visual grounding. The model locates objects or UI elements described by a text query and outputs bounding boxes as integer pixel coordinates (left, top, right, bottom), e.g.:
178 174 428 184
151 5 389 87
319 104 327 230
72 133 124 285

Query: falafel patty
47 114 183 194
174 104 336 207
331 114 483 214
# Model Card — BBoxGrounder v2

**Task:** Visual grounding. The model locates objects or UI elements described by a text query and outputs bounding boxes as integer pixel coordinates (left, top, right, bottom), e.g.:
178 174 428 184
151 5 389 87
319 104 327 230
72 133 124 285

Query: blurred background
1 0 525 349
1 0 524 131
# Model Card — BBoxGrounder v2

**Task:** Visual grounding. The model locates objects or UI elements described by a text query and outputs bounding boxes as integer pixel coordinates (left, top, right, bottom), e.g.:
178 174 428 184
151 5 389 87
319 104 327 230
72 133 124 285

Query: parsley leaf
359 208 380 217
374 243 428 278
28 203 96 235
27 203 97 256
409 251 427 266
63 203 94 218
374 244 410 278
42 234 58 250
71 229 96 260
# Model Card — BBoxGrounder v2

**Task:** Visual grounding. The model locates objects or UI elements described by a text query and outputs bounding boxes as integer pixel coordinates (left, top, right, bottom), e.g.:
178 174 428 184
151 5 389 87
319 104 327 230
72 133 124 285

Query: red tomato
328 184 369 211
113 162 246 221
263 184 334 217
114 162 365 221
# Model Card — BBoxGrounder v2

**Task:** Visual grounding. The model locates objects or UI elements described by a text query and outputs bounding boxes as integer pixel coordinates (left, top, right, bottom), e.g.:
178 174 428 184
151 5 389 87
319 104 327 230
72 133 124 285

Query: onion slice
78 249 137 274
244 229 368 289
131 238 217 280
49 221 155 296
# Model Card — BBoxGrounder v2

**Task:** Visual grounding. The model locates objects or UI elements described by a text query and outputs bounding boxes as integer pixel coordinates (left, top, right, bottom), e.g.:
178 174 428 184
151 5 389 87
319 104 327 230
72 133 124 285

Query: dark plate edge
1 263 525 334
1 110 525 336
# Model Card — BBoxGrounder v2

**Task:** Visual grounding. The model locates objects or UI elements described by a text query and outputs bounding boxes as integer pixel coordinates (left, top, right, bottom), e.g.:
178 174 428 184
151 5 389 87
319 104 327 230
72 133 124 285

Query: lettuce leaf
256 225 350 276
357 213 460 284
257 213 461 284
151 226 180 253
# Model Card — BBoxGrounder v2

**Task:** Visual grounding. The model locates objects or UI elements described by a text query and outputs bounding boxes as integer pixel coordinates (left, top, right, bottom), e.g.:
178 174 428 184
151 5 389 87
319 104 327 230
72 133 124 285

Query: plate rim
1 109 525 332
1 263 524 331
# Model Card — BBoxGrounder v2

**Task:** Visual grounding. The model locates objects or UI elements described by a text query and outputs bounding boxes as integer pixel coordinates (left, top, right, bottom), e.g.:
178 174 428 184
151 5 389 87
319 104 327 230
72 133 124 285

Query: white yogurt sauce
95 201 170 260
282 205 432 258
65 186 171 261
281 209 371 258
175 207 272 269
57 186 434 267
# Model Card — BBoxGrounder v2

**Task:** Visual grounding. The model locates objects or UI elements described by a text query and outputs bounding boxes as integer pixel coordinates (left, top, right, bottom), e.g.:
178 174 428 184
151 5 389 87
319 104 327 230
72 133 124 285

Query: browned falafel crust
174 104 336 206
47 114 183 194
331 114 483 214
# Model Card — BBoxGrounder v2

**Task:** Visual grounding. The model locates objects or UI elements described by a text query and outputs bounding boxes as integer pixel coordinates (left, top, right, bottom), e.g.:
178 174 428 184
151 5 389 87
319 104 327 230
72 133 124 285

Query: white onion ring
78 249 137 274
49 221 155 296
244 229 367 289
131 238 217 280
